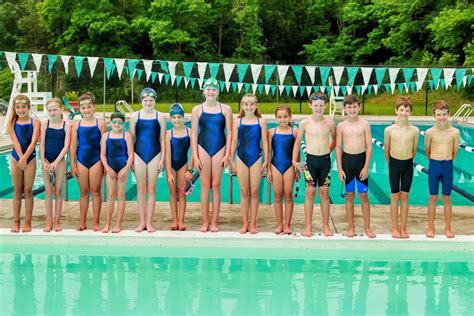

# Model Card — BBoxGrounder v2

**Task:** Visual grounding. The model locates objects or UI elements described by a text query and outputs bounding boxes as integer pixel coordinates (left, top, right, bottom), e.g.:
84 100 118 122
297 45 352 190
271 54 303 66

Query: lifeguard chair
2 60 52 133
328 76 344 118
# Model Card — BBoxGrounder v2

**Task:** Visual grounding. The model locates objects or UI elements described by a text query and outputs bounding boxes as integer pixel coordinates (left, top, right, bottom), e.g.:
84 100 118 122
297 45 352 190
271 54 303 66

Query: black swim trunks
389 156 413 193
306 153 331 187
342 152 368 193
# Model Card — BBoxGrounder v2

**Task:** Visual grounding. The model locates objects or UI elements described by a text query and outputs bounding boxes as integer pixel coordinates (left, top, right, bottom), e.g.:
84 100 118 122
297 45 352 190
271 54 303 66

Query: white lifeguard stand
2 60 52 133
328 76 344 118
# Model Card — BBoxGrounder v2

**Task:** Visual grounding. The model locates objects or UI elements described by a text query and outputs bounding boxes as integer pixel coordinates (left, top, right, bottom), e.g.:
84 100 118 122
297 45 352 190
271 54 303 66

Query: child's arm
222 105 233 168
18 119 40 169
51 121 71 170
40 120 48 167
267 128 274 182
129 112 137 141
329 120 336 152
158 113 166 171
190 106 201 171
383 127 391 164
292 120 305 173
229 118 239 174
186 127 194 170
424 130 432 160
335 123 345 181
412 126 420 159
118 132 134 181
100 133 113 176
452 129 460 160
70 121 79 176
360 121 372 181
260 118 269 174
165 131 175 184
99 119 108 135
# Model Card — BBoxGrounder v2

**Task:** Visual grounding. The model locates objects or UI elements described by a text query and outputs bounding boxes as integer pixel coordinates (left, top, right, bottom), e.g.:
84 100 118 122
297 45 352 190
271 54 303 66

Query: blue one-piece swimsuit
12 118 36 163
106 132 128 174
198 103 226 157
237 117 262 168
77 118 102 168
171 128 190 171
271 128 295 174
134 111 161 164
44 120 66 163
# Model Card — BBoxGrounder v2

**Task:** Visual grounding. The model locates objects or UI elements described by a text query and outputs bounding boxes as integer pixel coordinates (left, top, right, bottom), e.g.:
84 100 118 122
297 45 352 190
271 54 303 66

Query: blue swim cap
170 103 184 117
140 87 157 100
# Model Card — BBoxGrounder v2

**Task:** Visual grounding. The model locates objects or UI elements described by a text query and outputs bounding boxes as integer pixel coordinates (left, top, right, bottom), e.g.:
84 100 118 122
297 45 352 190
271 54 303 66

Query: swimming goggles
79 100 92 106
111 119 124 125
141 92 157 99
205 79 218 86
14 99 28 105
49 171 55 184
434 109 449 115
312 95 326 101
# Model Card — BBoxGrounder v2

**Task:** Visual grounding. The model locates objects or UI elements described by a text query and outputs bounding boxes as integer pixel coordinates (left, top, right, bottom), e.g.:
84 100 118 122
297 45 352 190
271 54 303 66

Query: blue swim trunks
428 159 453 196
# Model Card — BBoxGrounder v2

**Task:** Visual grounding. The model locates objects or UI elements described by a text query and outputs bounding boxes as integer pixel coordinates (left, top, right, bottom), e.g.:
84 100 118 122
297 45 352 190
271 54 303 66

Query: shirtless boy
424 100 460 238
292 92 336 237
336 95 376 238
384 97 419 238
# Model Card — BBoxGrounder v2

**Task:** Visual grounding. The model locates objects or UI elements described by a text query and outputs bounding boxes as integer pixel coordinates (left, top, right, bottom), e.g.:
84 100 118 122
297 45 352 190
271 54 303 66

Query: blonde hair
46 97 64 119
9 94 31 130
238 93 262 118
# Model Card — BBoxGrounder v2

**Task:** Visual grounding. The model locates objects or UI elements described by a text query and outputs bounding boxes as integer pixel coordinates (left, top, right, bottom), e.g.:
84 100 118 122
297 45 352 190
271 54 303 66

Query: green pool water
0 121 472 205
1 246 473 315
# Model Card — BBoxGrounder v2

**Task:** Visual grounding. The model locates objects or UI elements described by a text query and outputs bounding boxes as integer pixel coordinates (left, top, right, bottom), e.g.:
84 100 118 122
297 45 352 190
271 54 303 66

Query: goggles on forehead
141 92 157 99
14 99 27 105
312 95 326 101
111 119 124 125
205 79 218 86
434 109 449 115
79 99 92 106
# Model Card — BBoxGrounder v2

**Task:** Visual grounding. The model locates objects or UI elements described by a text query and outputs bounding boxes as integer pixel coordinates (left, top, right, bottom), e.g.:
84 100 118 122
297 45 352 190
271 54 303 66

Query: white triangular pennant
223 63 235 82
292 85 298 97
390 83 396 94
197 62 207 80
225 82 231 92
184 77 190 88
305 66 316 84
5 52 18 71
61 55 71 74
277 65 289 84
168 61 178 78
170 74 176 86
32 54 43 71
87 57 99 78
114 58 125 79
198 79 203 88
334 86 340 96
306 86 313 96
361 85 367 95
373 85 379 94
265 84 271 95
347 85 352 95
237 82 243 93
332 67 344 85
158 73 163 83
142 59 153 81
279 85 285 95
389 68 399 84
361 67 373 86
443 68 455 87
416 68 428 91
463 76 467 87
250 64 262 84
252 83 258 93
404 83 409 93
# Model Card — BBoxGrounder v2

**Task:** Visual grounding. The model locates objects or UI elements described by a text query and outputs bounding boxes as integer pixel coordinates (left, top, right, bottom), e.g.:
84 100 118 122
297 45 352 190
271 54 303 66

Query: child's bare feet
178 223 186 231
400 229 409 239
365 228 376 238
112 225 122 233
273 226 283 234
445 229 454 238
22 221 32 233
199 223 209 232
240 223 249 234
323 226 333 237
345 227 355 238
210 224 219 232
134 224 146 232
93 224 101 232
11 221 20 233
250 225 258 234
283 225 292 235
101 225 110 233
170 222 178 230
426 228 435 238
43 223 53 233
146 224 156 233
391 228 400 238
54 222 62 232
301 230 312 237
76 224 87 231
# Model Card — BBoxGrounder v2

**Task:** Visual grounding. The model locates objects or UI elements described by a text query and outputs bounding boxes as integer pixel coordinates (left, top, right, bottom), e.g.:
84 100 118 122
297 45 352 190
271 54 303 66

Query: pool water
1 249 473 315
0 121 472 206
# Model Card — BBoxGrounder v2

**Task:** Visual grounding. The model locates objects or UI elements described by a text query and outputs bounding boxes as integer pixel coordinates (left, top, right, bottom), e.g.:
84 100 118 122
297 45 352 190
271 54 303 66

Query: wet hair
433 100 449 114
78 92 96 105
274 104 293 127
309 91 328 104
9 94 31 130
110 111 125 121
396 97 413 111
343 95 360 106
238 93 262 118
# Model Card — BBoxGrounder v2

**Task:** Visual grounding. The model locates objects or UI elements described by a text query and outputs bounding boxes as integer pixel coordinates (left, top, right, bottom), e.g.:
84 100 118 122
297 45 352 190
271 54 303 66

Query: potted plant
65 91 79 109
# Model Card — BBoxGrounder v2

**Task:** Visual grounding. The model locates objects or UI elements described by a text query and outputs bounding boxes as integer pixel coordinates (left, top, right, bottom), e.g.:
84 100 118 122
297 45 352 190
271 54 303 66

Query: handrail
452 104 472 122
116 100 135 115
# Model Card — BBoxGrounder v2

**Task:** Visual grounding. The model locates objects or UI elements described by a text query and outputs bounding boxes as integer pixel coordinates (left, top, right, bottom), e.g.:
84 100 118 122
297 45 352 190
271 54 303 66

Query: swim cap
170 103 184 117
140 87 157 100
202 77 219 90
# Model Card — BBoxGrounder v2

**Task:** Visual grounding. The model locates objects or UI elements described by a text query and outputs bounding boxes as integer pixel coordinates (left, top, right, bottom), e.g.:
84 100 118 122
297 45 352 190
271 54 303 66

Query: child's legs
134 154 147 227
358 192 371 229
390 192 401 231
11 160 24 224
105 175 117 228
282 167 295 229
42 166 54 225
389 164 401 230
427 194 438 231
22 160 36 227
88 161 104 229
271 165 284 229
345 191 355 229
304 185 317 233
145 154 161 227
198 146 212 226
210 147 226 226
53 160 66 223
167 168 179 225
399 191 409 230
441 195 452 231
248 158 263 230
236 157 250 227
176 166 187 224
77 162 91 227
319 186 330 229
115 171 128 229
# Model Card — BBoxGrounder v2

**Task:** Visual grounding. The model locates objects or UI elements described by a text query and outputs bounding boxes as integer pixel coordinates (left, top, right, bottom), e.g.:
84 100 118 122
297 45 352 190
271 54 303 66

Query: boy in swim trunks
336 95 376 238
384 97 419 239
424 100 460 238
292 92 336 237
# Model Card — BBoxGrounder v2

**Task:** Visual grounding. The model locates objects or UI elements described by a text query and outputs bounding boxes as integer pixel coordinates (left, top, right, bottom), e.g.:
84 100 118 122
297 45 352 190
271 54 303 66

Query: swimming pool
0 121 472 206
1 234 473 315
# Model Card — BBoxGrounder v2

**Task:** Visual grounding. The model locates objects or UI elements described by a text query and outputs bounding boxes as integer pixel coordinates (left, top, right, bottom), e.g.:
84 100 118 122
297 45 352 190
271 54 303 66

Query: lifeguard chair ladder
328 76 344 118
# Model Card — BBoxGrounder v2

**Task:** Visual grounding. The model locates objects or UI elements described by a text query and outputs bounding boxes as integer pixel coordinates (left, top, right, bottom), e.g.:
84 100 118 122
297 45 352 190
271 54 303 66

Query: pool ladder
116 100 135 115
452 104 472 123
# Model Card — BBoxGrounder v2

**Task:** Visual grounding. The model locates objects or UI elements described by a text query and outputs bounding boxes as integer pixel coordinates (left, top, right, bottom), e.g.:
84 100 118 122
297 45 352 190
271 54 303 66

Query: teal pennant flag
244 83 251 93
159 60 169 73
367 85 372 96
455 68 467 90
402 68 414 83
219 80 225 92
18 53 29 70
74 56 84 77
136 69 144 81
264 65 276 84
291 65 303 86
285 85 291 96
428 80 434 90
151 72 157 83
127 60 139 80
299 86 305 97
383 84 390 93
355 86 361 95
347 67 359 86
341 86 347 95
258 84 264 94
375 68 387 86
47 54 58 73
163 73 169 85
104 58 115 80
237 64 249 82
232 82 237 92
271 85 276 96
190 78 196 89
176 75 182 87
397 83 404 94
430 68 442 88
182 62 194 79
320 67 330 86
209 63 220 79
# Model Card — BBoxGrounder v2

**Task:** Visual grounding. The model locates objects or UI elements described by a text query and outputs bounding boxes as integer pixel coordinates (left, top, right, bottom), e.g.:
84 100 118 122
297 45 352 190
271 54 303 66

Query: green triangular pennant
397 83 404 94
258 84 264 94
320 67 330 86
264 65 276 84
383 83 390 93
271 85 276 96
136 69 143 81
209 63 220 78
244 83 251 93
367 85 372 96
455 68 467 90
176 75 182 87
182 62 194 79
440 79 445 90
341 86 347 95
232 82 237 92
47 54 58 73
18 53 29 70
74 56 85 77
402 68 414 83
356 86 361 95
159 60 169 73
430 68 442 89
151 72 158 83
299 86 305 97
104 58 114 80
375 67 387 86
428 80 434 90
163 73 169 85
410 82 416 93
285 85 291 96
468 75 473 86
127 59 139 80
347 67 359 86
190 78 196 88
291 65 303 86
219 80 225 92
237 64 249 82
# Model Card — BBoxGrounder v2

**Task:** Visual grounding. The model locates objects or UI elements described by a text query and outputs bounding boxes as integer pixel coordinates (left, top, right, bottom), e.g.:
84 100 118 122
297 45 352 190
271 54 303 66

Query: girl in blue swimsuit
8 94 40 233
100 112 134 233
40 98 70 232
165 103 192 231
191 78 232 233
70 92 107 231
267 105 298 235
230 94 268 234
130 88 166 233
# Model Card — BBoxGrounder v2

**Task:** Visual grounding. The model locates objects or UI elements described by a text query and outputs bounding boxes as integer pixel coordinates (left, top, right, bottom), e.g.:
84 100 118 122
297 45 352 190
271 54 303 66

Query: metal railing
452 104 472 123
116 100 135 115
